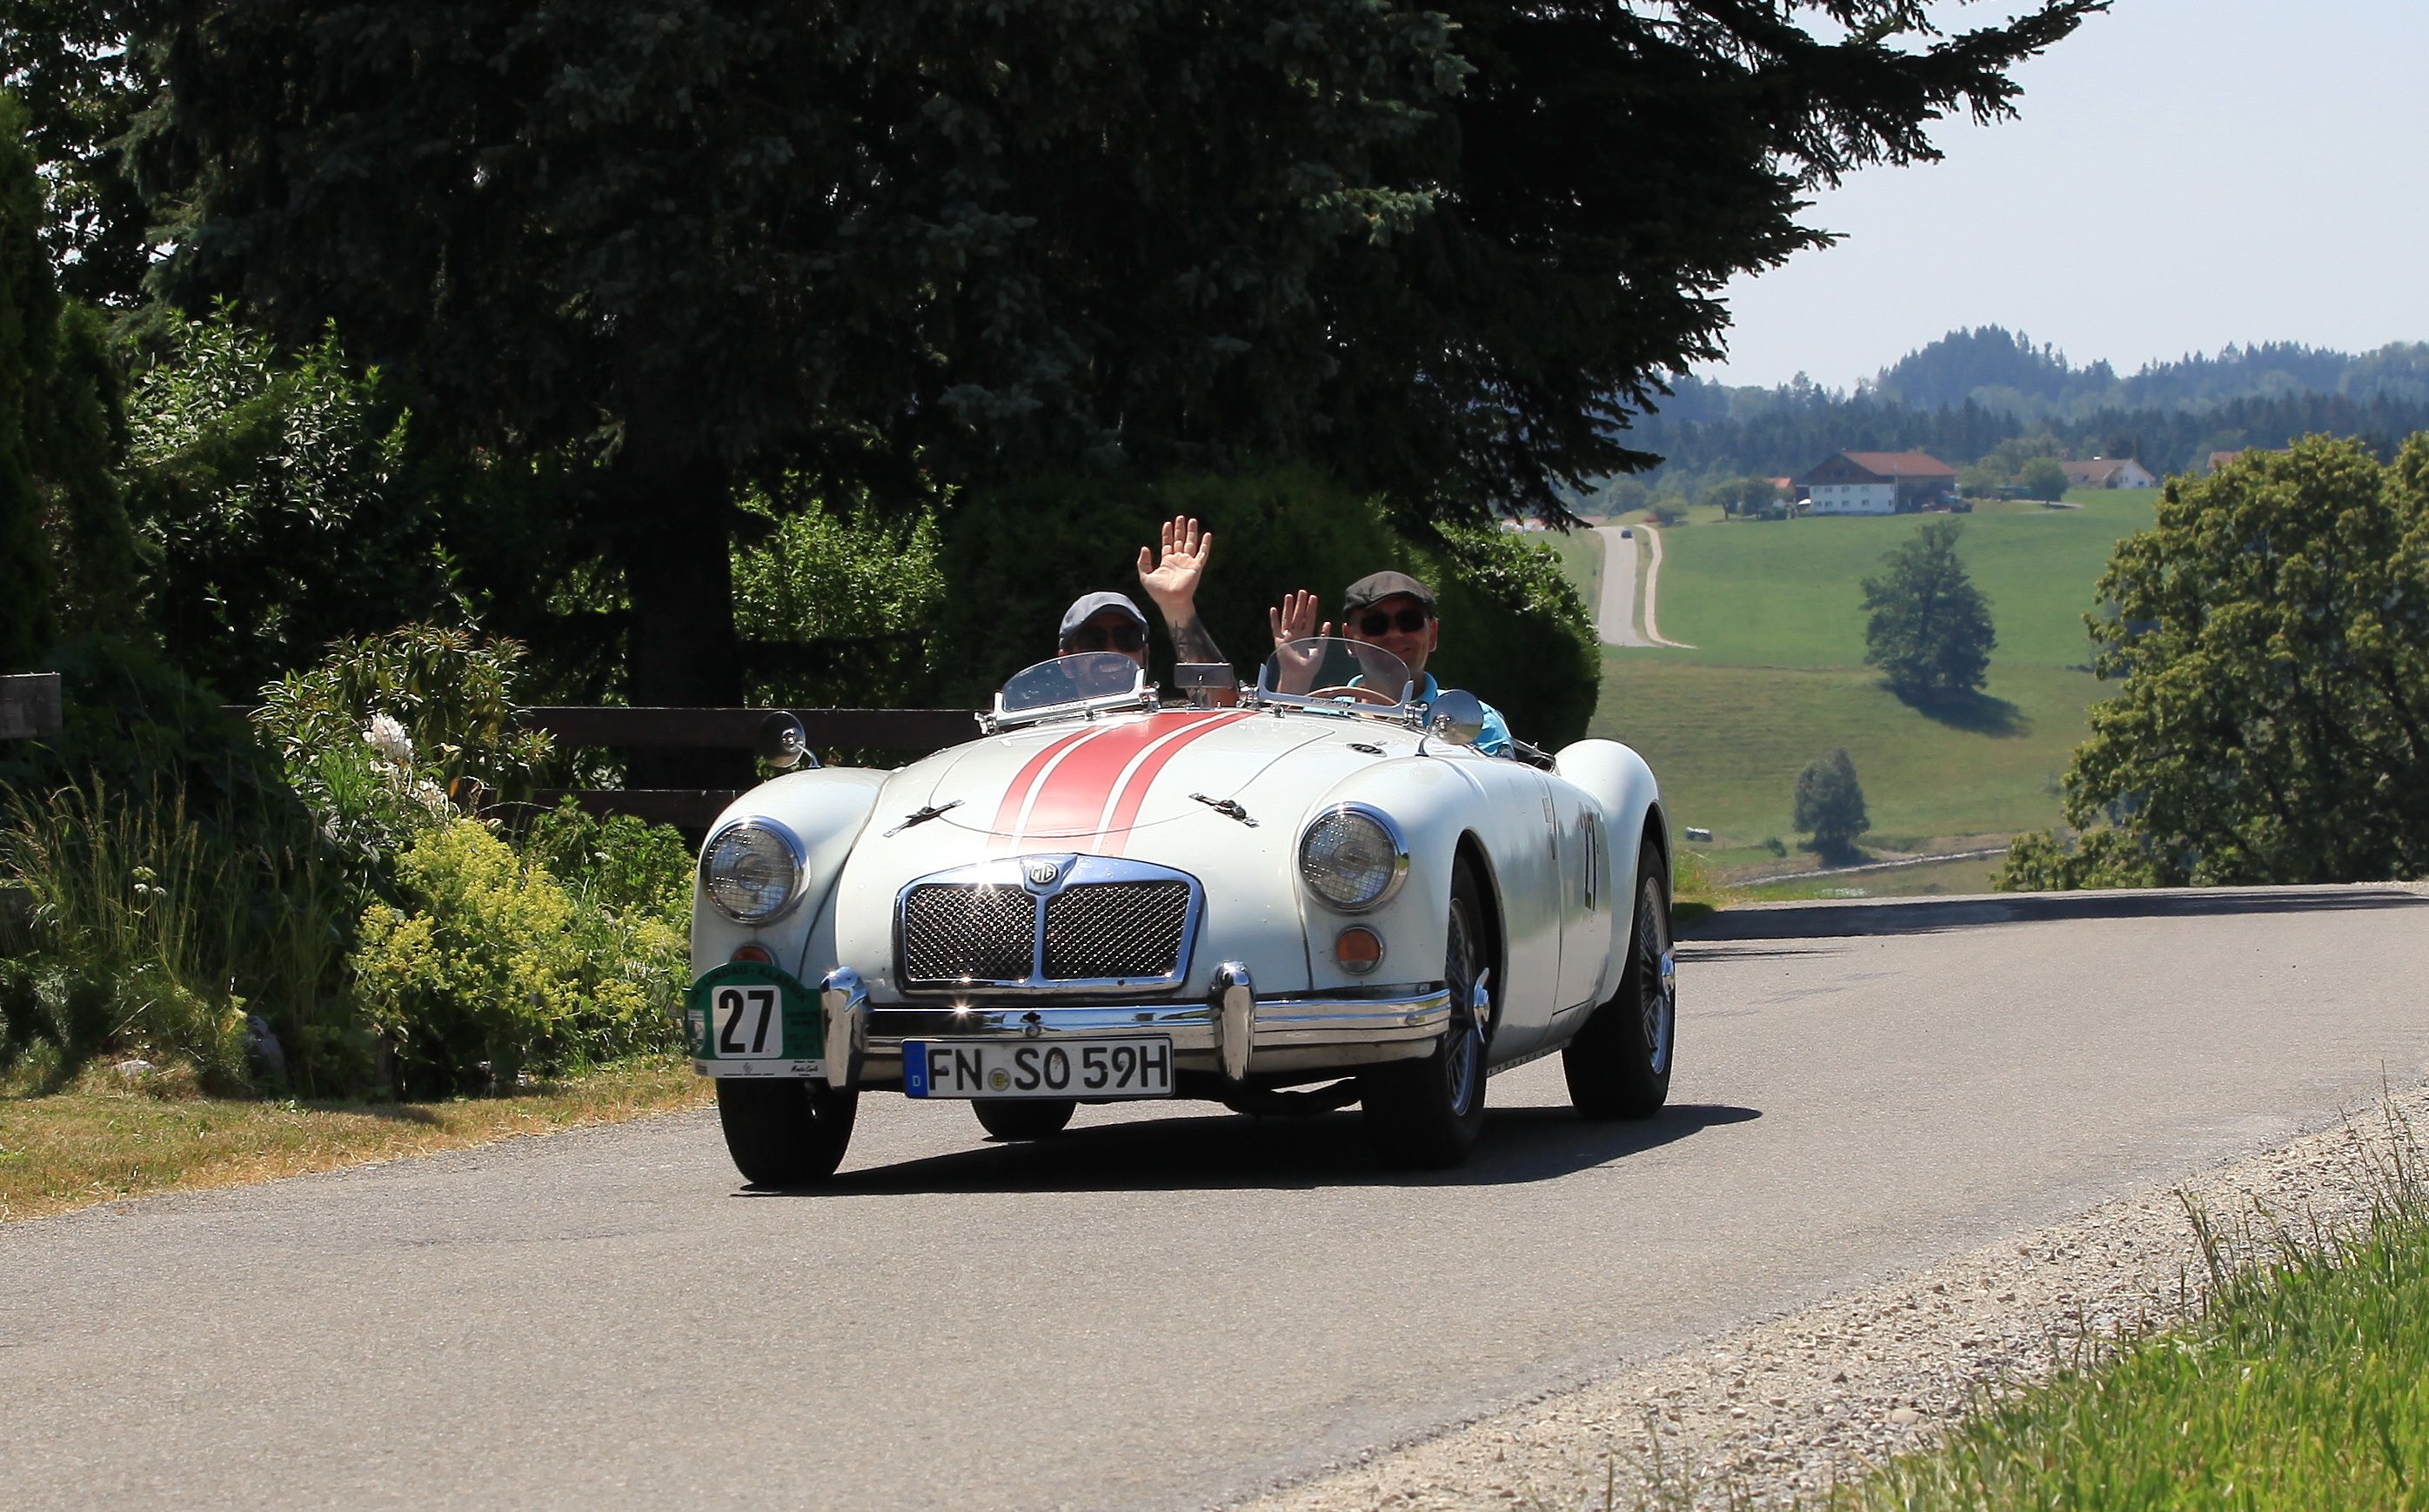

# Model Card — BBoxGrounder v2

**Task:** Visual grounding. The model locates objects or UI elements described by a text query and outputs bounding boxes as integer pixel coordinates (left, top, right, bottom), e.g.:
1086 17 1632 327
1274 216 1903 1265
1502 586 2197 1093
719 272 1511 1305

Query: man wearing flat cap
1055 514 1230 668
1268 571 1514 757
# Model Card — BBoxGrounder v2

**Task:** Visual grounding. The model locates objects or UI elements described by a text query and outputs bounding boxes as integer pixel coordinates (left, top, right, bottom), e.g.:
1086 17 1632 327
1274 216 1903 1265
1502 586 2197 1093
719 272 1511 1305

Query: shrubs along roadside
355 816 684 1095
1 626 693 1101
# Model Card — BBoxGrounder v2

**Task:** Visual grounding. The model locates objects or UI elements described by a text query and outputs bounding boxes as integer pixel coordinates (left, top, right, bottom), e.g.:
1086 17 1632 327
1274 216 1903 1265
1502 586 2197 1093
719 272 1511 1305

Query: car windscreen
1255 638 1415 708
994 652 1147 721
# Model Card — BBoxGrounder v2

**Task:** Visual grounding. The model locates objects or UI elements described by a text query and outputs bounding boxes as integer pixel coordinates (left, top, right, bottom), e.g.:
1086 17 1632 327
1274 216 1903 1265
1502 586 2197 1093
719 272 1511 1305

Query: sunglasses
1354 607 1432 637
1066 623 1147 653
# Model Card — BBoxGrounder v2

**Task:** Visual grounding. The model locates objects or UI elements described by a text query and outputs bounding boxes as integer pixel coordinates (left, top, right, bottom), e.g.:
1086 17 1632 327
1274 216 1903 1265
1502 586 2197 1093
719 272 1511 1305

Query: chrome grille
1044 882 1192 980
901 884 1034 982
895 858 1200 989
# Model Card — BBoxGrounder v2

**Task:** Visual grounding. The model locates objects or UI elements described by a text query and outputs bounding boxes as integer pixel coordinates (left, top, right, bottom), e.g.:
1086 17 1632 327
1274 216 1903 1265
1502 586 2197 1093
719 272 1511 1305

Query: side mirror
755 710 815 770
1425 690 1486 748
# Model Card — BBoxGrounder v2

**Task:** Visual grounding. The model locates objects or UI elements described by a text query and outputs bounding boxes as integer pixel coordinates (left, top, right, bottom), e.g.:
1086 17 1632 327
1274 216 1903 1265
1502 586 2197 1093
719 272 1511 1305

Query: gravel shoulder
1247 1071 2429 1511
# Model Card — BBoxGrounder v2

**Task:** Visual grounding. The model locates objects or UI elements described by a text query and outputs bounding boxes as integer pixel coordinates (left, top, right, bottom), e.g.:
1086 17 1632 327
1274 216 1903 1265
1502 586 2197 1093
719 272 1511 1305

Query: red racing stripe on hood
1096 711 1256 853
1008 712 1236 846
987 726 1107 839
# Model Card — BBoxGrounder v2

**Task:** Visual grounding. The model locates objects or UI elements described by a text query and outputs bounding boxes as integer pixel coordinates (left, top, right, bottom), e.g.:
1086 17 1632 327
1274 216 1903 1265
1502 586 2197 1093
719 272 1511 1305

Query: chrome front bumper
694 964 1451 1085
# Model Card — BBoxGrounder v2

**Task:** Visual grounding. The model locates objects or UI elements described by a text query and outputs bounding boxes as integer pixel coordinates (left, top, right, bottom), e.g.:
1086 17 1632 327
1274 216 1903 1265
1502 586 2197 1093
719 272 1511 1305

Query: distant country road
6 886 2428 1511
1592 524 1651 646
1591 524 1690 648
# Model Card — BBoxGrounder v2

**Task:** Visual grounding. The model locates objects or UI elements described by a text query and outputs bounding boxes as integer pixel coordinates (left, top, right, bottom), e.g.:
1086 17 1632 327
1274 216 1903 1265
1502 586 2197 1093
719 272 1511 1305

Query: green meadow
1568 490 2160 866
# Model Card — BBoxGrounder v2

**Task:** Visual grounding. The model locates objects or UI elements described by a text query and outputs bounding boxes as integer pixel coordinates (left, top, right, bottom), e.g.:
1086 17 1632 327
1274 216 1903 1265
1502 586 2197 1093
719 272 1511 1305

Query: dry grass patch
0 1056 707 1222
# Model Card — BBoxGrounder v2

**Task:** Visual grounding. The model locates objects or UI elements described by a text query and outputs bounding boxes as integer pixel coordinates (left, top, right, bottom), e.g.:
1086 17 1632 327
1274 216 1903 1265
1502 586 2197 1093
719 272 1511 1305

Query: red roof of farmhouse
1841 452 1957 478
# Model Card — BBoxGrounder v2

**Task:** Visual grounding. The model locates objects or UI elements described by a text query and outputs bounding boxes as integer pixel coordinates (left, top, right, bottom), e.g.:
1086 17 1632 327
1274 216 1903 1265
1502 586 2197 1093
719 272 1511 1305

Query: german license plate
905 1038 1174 1100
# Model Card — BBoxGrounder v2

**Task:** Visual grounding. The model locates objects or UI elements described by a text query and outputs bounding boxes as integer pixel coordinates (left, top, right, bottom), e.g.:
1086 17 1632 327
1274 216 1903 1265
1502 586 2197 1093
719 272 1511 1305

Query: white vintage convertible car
685 639 1676 1183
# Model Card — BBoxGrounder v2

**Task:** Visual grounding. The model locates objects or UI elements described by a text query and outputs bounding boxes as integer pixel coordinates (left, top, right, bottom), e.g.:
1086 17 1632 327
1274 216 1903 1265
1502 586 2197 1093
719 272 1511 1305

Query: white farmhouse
2061 457 2158 490
1797 451 1958 515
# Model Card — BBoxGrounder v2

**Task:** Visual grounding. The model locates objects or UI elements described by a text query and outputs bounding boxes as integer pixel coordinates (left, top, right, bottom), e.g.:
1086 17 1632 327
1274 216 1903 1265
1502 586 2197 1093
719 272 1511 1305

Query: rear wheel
1562 837 1676 1120
1362 861 1493 1168
715 1078 859 1188
973 1098 1077 1141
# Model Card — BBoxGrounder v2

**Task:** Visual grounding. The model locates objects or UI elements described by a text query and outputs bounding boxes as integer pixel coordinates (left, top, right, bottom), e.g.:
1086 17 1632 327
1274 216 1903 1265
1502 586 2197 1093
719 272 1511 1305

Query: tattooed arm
1136 514 1229 666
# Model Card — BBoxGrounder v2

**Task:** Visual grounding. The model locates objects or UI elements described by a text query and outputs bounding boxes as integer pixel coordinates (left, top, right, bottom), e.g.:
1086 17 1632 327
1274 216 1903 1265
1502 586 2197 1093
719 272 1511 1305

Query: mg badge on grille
1025 858 1063 889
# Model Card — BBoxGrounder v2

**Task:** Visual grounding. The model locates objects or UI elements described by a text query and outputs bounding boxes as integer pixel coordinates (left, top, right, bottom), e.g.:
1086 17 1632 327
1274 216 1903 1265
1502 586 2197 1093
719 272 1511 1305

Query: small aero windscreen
1255 638 1415 708
994 652 1148 720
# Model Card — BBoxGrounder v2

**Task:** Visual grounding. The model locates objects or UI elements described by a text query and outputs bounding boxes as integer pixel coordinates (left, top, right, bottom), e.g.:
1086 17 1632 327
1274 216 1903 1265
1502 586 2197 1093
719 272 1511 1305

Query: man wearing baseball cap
1056 514 1230 668
1268 571 1514 757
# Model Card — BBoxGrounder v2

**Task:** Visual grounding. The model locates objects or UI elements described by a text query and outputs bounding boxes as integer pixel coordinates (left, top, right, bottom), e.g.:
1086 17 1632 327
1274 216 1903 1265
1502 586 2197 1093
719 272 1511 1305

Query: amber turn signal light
730 943 775 964
1333 927 1383 974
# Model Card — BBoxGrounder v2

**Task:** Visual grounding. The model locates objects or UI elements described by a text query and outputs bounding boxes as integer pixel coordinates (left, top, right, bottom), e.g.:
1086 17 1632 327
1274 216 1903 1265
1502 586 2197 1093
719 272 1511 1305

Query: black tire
973 1097 1077 1141
1361 861 1494 1168
714 1077 859 1188
1562 837 1676 1120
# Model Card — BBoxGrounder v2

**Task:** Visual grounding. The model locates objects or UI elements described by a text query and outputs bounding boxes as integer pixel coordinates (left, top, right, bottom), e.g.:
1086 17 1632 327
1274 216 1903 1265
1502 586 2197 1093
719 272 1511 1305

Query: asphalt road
1591 525 1648 646
7 886 2428 1510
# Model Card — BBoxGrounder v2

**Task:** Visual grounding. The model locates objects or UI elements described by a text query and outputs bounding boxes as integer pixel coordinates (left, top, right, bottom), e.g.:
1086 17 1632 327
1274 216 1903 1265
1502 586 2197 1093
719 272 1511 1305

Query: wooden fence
0 673 62 741
519 706 976 831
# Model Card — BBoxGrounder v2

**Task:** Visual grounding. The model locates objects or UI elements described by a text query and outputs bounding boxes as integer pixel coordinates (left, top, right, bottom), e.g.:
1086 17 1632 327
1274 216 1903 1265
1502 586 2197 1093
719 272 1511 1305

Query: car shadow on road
749 1101 1761 1197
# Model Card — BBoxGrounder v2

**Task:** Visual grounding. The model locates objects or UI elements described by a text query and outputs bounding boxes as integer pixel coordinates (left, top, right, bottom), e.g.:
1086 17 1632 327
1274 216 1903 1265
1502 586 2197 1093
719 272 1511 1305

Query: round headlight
1298 806 1409 913
700 819 807 925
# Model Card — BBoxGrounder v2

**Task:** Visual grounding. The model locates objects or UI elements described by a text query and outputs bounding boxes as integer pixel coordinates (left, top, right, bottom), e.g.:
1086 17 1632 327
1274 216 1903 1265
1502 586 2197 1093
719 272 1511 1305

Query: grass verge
1540 526 1605 612
1824 1114 2429 1511
0 1055 707 1223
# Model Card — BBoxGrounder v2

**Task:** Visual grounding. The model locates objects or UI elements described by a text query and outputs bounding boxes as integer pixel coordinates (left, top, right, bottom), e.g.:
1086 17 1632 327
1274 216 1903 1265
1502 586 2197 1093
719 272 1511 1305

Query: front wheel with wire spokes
1361 861 1494 1168
1562 835 1676 1120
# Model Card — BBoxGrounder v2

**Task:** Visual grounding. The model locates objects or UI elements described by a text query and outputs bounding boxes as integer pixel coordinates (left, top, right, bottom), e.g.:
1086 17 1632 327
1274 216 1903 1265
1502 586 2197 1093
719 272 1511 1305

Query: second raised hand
1268 588 1329 649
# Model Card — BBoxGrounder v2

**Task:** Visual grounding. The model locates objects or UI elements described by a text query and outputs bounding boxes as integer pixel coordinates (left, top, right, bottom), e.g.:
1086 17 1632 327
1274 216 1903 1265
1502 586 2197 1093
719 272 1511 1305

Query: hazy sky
1705 0 2429 390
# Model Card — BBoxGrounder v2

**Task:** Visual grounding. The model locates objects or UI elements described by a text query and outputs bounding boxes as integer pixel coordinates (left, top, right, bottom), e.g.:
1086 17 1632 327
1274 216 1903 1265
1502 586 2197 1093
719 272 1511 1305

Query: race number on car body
686 961 824 1076
905 1038 1174 1099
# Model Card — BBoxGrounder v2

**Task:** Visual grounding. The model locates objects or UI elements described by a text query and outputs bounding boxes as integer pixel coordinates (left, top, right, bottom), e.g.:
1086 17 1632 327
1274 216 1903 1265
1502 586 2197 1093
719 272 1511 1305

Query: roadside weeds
1246 1074 2429 1512
0 1055 708 1223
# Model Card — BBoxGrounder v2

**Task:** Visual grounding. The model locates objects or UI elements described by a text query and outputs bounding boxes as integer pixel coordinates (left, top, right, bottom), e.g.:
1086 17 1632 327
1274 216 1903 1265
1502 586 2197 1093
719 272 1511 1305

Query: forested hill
1868 327 2429 418
1596 328 2429 508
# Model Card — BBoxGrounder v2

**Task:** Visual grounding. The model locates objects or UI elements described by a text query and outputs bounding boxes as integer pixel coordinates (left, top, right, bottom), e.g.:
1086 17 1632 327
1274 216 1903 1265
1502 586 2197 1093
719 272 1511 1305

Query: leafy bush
520 799 692 921
0 632 301 842
351 820 682 1094
1792 748 1870 858
253 624 552 848
121 304 445 696
731 494 946 709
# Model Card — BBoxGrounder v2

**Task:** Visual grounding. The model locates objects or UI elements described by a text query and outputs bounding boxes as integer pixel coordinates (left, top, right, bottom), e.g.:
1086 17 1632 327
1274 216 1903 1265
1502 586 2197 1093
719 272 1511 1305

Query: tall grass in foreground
1826 1108 2429 1511
0 779 354 1092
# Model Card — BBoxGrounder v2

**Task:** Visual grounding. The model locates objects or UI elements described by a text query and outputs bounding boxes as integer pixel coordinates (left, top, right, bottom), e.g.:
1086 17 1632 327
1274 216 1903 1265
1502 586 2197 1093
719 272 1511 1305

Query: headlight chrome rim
699 817 809 926
1297 803 1409 913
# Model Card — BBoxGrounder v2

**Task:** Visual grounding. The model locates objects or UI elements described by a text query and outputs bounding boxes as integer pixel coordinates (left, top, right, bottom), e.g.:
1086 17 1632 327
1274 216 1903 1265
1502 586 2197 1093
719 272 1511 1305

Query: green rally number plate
686 961 825 1076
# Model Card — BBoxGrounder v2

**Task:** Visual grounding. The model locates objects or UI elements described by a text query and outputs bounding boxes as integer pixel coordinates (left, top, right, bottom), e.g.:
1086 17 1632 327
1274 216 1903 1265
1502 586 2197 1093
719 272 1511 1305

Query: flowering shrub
253 623 552 821
351 820 682 1094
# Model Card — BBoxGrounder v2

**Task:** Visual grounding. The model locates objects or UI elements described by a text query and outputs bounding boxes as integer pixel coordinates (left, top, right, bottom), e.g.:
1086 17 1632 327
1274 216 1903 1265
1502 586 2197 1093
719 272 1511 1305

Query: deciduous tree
1998 436 2429 889
2016 456 2070 502
1861 518 1996 699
